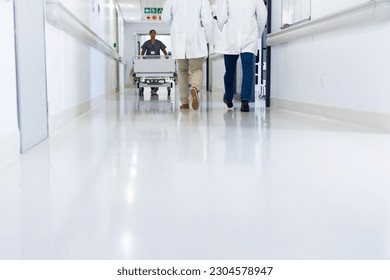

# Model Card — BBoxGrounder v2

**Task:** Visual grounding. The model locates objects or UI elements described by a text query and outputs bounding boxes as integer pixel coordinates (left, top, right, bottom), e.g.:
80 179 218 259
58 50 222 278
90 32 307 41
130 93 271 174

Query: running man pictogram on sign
142 7 163 21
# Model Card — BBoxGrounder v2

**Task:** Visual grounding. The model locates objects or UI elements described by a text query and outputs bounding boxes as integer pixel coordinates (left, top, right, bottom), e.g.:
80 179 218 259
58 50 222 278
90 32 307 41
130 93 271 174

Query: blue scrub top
141 40 166 55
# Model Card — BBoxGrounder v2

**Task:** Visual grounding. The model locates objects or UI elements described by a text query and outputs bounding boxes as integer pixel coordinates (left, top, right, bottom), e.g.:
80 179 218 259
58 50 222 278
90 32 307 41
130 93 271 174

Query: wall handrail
46 0 120 60
267 0 390 46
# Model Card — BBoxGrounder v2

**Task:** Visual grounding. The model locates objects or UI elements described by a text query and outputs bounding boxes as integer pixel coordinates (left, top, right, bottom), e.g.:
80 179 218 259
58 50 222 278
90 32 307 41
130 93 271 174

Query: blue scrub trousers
223 52 255 102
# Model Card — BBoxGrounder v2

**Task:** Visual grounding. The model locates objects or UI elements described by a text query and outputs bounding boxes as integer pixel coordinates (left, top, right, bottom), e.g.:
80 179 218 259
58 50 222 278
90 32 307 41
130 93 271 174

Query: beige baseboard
0 130 20 168
49 89 117 135
271 98 390 132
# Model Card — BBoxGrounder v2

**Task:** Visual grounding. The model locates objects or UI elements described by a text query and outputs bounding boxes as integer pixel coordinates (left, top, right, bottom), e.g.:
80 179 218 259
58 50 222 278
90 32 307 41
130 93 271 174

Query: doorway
14 0 48 152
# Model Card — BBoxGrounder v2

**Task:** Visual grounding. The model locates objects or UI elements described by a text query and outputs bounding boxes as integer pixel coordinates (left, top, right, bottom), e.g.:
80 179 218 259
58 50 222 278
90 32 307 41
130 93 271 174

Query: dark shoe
151 92 158 97
241 100 249 112
180 104 189 109
191 87 199 110
223 94 233 108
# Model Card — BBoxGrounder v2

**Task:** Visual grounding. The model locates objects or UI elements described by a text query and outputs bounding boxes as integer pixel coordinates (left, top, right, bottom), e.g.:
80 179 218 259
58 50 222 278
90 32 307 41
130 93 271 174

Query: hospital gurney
132 55 176 96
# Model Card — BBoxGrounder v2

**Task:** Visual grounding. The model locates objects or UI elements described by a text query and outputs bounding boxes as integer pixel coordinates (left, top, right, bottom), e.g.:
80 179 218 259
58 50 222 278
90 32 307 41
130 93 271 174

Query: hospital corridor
1 0 390 262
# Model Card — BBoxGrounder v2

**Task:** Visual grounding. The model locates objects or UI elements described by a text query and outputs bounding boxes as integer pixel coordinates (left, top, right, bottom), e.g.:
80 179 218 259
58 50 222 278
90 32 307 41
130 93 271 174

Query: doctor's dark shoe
191 87 199 110
223 94 233 108
241 100 249 112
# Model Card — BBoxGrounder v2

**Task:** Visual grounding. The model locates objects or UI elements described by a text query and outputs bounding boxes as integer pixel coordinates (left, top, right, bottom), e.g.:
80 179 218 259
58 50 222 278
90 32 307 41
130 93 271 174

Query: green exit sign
144 7 163 14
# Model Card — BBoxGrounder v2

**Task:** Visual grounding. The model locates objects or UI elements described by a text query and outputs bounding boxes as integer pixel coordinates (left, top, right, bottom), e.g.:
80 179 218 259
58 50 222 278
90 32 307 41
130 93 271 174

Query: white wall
118 11 125 89
45 0 120 133
270 0 390 130
210 55 225 93
0 0 20 166
311 0 368 19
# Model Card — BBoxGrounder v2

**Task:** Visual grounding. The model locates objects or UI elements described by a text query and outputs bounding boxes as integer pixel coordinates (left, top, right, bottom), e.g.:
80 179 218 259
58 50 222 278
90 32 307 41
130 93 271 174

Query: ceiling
117 0 217 23
116 0 142 22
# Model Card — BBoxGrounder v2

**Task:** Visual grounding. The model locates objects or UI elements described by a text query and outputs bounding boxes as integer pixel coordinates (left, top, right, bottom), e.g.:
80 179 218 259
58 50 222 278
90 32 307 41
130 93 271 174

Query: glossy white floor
1 87 390 260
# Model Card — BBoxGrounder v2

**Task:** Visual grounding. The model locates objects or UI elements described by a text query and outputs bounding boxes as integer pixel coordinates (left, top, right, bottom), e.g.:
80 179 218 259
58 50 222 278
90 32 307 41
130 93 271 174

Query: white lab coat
161 0 213 59
215 0 267 55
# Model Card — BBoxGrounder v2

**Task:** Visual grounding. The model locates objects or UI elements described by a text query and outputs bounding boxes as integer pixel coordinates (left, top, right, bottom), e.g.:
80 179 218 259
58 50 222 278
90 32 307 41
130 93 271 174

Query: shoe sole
191 88 199 110
223 94 233 108
241 105 250 112
224 99 233 108
241 101 249 112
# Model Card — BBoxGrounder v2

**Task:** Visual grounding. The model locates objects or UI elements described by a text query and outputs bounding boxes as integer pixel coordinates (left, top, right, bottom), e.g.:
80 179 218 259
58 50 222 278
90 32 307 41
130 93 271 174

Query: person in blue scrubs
141 29 169 96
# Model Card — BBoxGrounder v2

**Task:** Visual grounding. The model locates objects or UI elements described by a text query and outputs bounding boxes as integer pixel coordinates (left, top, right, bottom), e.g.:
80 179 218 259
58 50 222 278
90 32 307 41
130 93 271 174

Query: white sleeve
201 0 213 43
216 0 229 32
161 0 173 23
256 0 268 37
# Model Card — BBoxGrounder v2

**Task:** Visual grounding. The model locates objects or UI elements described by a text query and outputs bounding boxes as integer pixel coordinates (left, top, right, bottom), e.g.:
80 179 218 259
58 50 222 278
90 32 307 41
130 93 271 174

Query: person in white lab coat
162 0 213 110
215 0 267 112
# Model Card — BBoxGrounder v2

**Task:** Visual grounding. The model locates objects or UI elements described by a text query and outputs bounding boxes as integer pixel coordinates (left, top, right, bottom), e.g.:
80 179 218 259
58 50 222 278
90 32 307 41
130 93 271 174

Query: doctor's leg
188 57 204 93
224 54 239 103
240 52 255 112
240 52 255 102
188 57 204 110
177 59 190 108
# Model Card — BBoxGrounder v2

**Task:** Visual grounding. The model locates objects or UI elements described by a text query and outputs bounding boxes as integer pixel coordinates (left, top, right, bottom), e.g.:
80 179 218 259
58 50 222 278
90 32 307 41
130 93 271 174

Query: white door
14 0 48 152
